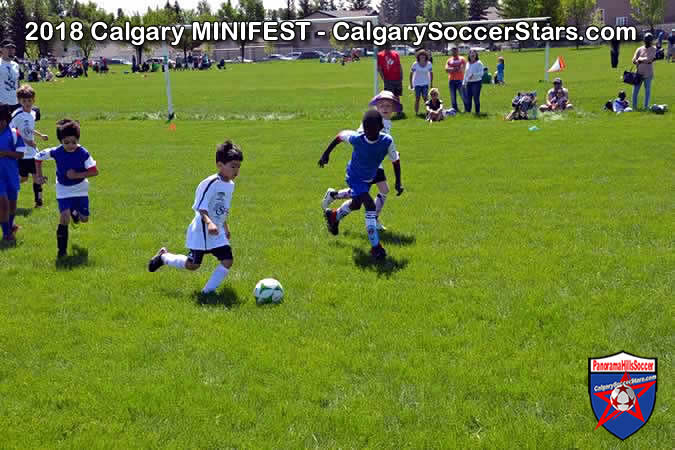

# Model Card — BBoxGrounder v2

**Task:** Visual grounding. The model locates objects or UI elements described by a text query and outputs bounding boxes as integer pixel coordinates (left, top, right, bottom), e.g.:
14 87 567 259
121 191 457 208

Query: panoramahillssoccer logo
589 351 657 440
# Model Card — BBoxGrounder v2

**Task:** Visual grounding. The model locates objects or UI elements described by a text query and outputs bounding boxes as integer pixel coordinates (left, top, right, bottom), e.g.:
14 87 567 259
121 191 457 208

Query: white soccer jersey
10 110 37 159
357 118 398 169
185 174 235 251
0 59 20 105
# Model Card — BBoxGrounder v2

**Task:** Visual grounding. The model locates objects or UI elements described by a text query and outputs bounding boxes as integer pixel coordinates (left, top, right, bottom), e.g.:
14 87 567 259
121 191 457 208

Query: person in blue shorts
35 119 98 258
0 104 25 242
318 109 403 260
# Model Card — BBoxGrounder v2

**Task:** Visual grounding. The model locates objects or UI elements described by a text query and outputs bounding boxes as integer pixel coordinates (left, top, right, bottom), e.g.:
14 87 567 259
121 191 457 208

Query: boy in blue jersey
318 109 403 260
35 119 98 258
0 104 25 242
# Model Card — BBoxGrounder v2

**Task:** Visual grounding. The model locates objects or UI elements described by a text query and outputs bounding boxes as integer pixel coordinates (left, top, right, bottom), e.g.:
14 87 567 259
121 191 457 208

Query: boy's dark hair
216 139 243 165
362 109 384 134
0 105 11 123
618 90 626 99
56 118 81 141
17 84 36 99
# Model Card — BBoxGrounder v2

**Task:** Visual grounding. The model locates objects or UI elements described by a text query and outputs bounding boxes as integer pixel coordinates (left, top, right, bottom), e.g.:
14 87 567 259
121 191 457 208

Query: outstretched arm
318 131 353 167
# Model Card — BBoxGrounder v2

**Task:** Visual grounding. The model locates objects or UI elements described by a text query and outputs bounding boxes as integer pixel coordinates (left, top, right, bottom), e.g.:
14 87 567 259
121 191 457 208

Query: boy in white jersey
11 85 49 207
321 90 403 230
148 140 242 295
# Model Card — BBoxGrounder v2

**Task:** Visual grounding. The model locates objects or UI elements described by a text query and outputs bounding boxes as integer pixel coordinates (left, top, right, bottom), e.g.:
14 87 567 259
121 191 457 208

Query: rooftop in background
304 9 378 20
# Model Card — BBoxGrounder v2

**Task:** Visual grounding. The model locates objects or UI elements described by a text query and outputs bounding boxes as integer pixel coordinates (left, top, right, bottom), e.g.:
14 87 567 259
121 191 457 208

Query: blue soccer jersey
0 126 24 180
35 145 96 199
338 130 397 183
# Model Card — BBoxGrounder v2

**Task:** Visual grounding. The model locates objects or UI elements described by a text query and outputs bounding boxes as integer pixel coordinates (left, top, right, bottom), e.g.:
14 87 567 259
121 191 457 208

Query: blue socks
8 214 14 230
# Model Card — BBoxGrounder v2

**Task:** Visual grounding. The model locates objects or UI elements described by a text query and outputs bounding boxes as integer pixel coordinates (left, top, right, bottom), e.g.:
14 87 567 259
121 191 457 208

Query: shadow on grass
352 247 408 278
342 230 416 246
378 230 416 246
194 286 242 308
55 245 90 270
0 239 17 251
15 208 33 217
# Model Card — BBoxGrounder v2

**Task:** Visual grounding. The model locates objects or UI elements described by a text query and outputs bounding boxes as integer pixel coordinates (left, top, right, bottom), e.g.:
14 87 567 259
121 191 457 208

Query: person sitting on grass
482 66 492 84
611 90 632 114
425 88 445 122
539 78 573 112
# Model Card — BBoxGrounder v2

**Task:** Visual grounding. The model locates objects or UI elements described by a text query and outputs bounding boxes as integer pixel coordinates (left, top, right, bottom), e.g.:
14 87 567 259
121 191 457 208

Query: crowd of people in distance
375 30 669 122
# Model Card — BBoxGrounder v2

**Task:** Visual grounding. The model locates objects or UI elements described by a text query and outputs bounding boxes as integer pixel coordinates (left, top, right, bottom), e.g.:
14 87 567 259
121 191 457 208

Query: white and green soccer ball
254 278 284 305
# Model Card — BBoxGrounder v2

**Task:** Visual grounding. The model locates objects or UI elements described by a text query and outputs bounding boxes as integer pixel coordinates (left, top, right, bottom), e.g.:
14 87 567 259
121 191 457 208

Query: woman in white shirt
409 50 433 116
462 50 485 115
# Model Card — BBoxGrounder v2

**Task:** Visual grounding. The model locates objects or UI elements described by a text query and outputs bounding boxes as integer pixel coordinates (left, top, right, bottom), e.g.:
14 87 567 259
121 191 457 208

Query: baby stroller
507 91 537 120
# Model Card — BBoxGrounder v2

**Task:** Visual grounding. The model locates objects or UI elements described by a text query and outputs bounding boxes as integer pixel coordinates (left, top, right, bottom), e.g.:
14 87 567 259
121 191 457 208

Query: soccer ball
610 383 636 412
254 278 284 305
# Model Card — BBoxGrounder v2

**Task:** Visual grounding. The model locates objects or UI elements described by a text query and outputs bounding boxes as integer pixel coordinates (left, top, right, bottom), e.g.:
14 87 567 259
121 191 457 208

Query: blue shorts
57 196 90 216
346 176 371 197
0 163 20 201
414 85 429 98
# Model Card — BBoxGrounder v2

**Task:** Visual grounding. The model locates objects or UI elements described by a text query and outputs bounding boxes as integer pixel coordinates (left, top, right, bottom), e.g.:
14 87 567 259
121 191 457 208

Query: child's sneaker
71 210 80 225
148 247 167 272
321 188 337 210
376 219 387 231
324 209 339 235
35 199 43 208
57 250 66 259
371 244 387 260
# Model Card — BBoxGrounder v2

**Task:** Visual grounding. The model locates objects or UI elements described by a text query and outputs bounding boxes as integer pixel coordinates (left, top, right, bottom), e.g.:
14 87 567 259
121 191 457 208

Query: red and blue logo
589 351 657 440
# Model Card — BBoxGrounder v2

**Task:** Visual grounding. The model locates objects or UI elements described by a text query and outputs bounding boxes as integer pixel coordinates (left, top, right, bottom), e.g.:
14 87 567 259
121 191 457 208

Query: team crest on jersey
589 351 657 440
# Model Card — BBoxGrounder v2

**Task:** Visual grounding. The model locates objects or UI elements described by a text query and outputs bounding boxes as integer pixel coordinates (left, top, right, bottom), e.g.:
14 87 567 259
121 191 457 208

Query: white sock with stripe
365 211 379 246
203 265 229 293
336 189 351 199
336 201 352 221
162 253 187 269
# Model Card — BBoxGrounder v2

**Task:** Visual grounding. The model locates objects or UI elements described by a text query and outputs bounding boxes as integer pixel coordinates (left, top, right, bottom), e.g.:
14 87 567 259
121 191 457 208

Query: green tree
499 0 531 19
236 0 265 60
281 0 296 20
348 0 370 9
196 0 211 16
422 0 467 22
297 0 313 17
379 0 399 24
563 0 596 48
9 0 30 58
468 0 487 20
630 0 664 32
534 0 563 26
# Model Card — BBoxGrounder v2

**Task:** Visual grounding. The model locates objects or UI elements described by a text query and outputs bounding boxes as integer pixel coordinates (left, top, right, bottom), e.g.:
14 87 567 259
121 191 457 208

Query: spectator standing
377 43 403 114
409 49 433 116
632 33 657 110
444 45 466 112
462 50 484 115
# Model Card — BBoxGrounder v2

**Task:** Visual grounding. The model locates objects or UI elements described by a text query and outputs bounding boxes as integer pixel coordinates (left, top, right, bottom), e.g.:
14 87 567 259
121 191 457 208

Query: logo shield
589 351 657 440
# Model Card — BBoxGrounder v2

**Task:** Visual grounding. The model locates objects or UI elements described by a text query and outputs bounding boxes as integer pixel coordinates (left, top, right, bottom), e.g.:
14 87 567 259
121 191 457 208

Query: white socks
336 189 351 199
202 265 229 293
336 201 352 221
162 253 187 269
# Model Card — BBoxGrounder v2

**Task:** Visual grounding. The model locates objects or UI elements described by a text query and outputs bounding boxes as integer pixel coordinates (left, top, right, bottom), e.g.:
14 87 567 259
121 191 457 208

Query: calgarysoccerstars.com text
26 20 637 48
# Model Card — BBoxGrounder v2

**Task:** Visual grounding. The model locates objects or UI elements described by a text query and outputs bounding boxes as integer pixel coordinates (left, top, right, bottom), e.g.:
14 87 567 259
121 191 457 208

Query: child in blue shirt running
318 110 403 260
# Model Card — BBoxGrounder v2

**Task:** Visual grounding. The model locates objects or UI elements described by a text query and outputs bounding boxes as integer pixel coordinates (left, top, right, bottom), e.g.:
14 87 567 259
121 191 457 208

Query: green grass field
0 45 673 448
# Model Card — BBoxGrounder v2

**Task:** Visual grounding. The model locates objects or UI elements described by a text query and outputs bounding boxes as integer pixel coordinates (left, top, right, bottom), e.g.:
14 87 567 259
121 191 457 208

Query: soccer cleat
321 188 338 210
57 250 66 259
376 219 387 231
35 200 43 208
371 244 387 260
148 247 167 272
71 210 80 225
324 209 339 236
10 224 19 239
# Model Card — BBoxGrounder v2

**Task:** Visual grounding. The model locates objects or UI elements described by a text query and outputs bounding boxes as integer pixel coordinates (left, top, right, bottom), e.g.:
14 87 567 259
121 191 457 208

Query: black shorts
187 245 233 265
383 80 403 97
18 159 36 177
369 168 387 185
